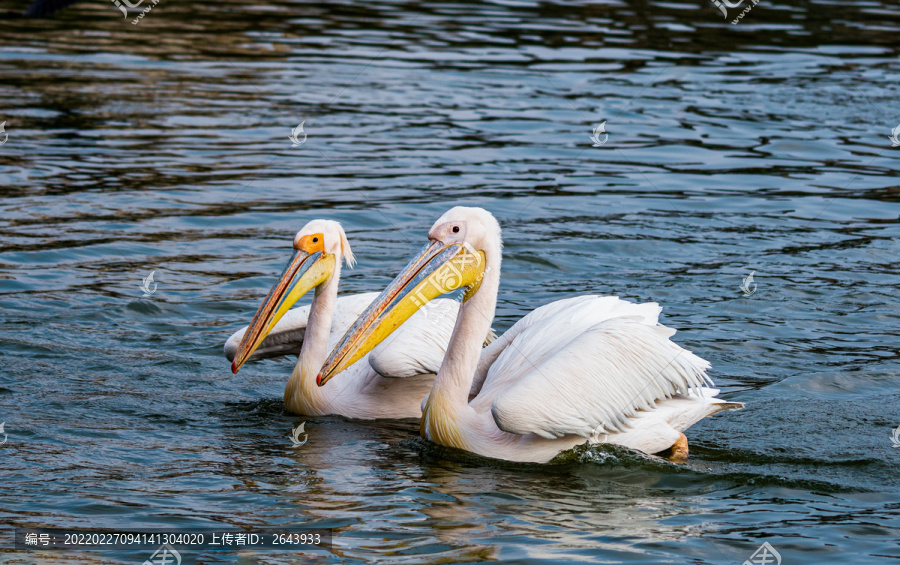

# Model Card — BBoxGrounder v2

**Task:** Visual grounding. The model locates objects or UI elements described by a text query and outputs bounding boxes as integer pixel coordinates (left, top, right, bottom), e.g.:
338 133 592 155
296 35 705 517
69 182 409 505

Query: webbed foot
658 432 689 463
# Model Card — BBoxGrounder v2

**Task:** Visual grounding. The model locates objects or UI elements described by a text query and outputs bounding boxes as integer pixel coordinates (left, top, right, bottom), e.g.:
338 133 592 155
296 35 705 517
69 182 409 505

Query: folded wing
471 295 662 400
476 296 715 439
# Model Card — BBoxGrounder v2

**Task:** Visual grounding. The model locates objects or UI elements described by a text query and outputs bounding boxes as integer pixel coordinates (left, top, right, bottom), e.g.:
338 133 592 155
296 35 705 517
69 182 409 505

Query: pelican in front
227 219 477 419
318 207 743 463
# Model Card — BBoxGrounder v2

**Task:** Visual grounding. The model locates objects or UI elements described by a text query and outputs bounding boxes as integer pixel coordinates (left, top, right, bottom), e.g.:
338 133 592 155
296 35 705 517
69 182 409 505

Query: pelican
227 219 483 419
318 207 743 463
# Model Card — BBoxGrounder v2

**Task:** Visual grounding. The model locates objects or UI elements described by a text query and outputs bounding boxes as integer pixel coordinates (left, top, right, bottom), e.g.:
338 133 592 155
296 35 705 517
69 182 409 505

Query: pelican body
318 207 742 463
227 219 465 419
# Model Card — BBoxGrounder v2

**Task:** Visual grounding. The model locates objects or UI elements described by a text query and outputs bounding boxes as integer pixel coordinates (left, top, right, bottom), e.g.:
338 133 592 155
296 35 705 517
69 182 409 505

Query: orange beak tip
316 373 324 386
231 361 239 374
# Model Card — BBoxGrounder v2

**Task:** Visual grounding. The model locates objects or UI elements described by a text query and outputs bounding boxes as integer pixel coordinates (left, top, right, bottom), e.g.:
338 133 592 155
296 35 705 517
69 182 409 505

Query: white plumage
479 297 713 438
225 220 472 419
456 296 738 463
324 207 743 462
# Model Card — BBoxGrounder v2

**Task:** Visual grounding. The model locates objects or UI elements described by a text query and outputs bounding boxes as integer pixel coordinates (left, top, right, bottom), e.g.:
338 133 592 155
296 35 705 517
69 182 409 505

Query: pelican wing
471 295 661 398
225 293 379 362
476 296 713 439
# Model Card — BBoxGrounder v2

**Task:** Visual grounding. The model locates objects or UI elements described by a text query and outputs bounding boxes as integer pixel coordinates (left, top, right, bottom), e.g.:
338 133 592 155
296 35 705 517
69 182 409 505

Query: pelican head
230 219 355 374
318 207 499 385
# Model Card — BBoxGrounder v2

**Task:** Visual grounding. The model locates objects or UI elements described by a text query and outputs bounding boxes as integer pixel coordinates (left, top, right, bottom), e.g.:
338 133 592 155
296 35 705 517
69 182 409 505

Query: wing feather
483 298 712 440
471 295 662 407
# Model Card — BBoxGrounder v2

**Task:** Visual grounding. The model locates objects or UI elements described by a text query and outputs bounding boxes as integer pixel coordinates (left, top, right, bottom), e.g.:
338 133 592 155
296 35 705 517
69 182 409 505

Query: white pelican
227 219 481 419
317 207 743 463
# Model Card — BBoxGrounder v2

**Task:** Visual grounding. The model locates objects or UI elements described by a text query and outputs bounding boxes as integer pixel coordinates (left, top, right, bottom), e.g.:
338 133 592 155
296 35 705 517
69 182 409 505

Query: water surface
1 0 900 563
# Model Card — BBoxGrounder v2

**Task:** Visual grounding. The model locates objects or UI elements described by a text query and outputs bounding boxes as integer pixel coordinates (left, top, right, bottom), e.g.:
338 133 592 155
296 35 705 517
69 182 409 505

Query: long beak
231 250 335 374
317 240 486 386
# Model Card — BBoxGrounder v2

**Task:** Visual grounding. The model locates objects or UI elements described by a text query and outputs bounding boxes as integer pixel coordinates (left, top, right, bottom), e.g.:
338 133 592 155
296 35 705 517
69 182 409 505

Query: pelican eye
313 237 319 243
452 226 460 233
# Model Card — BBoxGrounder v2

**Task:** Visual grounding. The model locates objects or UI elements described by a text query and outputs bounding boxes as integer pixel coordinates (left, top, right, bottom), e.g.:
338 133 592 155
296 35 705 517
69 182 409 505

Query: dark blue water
1 0 899 562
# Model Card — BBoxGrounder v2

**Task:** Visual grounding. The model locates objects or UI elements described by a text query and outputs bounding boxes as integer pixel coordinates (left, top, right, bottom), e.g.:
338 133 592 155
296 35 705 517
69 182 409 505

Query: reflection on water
1 0 900 563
